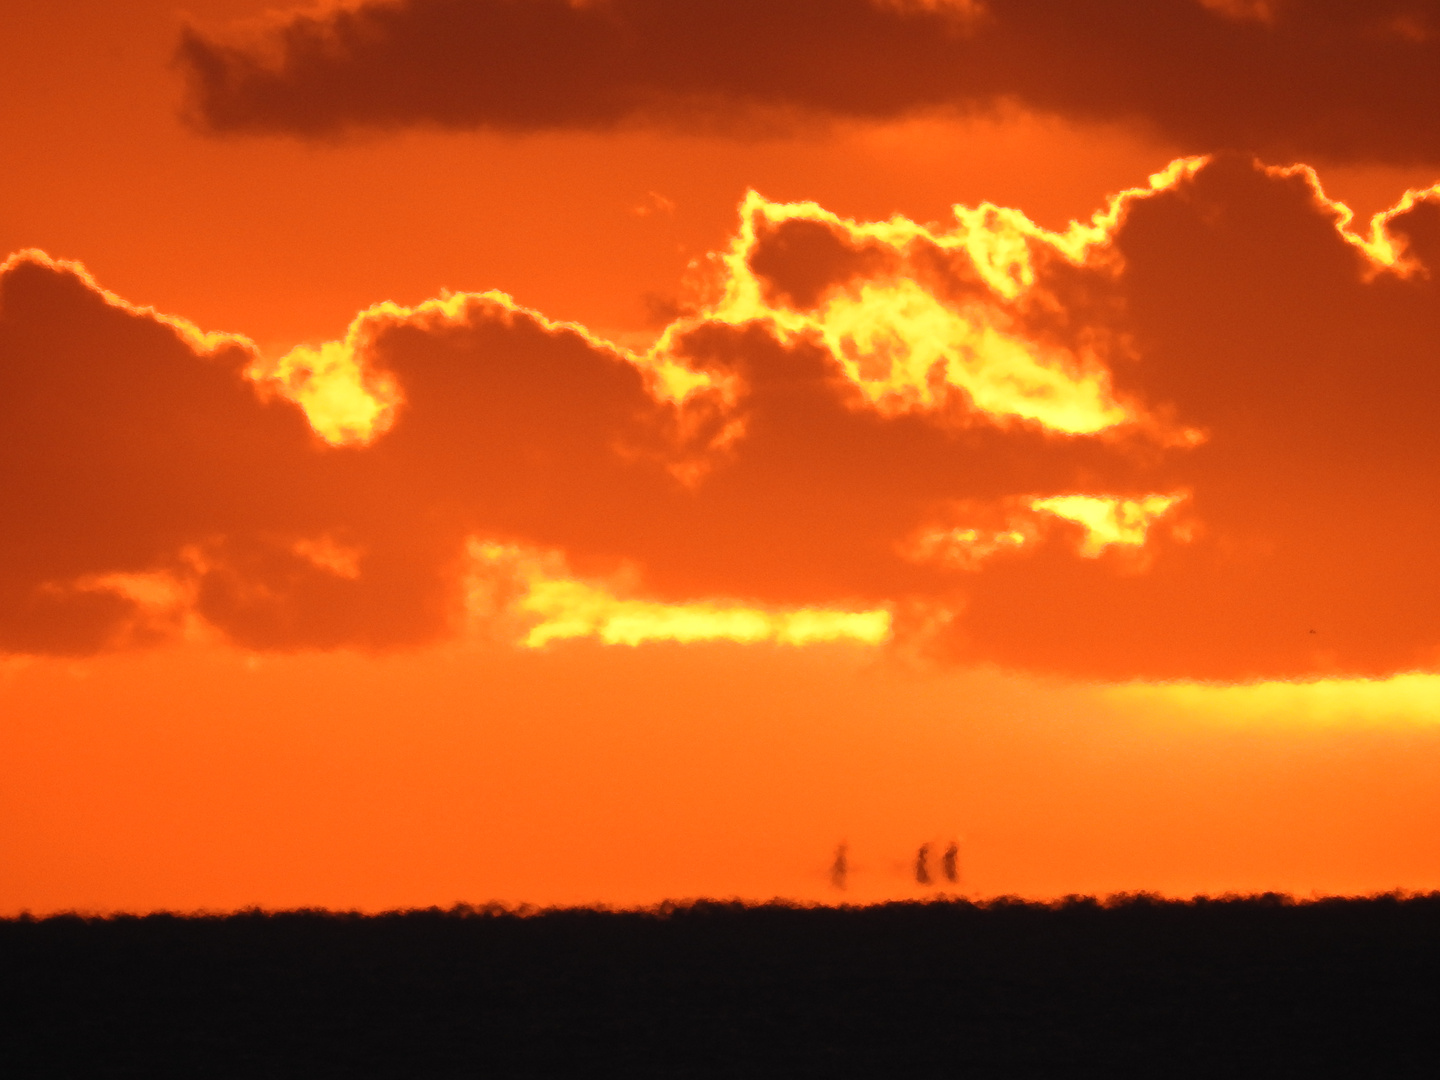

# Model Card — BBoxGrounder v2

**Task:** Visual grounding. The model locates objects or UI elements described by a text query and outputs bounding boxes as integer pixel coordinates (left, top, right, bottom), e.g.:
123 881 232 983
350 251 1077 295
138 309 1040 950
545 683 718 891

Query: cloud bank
178 0 1440 164
3 156 1438 679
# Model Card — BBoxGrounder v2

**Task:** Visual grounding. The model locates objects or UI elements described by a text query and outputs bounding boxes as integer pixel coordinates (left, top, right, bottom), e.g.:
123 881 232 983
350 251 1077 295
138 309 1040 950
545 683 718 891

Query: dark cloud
4 157 1440 680
949 158 1440 679
0 258 666 653
177 0 1440 164
0 248 1133 659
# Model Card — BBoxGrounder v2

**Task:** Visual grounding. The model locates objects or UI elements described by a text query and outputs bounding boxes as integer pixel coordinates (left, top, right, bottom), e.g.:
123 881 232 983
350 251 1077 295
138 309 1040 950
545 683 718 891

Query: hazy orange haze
2 0 1439 913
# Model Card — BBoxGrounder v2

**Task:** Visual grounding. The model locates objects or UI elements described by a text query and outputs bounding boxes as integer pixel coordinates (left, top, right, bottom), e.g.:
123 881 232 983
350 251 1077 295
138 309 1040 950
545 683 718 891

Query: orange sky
3 0 1440 913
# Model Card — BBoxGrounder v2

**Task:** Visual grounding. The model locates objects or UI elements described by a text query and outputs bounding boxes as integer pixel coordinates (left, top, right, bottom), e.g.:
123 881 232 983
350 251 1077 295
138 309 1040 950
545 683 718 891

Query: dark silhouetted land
4 893 1439 1077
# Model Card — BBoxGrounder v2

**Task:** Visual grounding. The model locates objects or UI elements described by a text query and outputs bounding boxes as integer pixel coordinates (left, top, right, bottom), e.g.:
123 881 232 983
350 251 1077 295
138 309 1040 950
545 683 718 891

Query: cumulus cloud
3 156 1439 680
177 0 1440 164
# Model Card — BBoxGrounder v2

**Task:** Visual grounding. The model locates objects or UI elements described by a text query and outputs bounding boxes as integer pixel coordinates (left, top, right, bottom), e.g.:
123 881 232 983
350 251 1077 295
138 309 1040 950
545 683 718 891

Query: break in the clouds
3 157 1439 679
177 0 1440 164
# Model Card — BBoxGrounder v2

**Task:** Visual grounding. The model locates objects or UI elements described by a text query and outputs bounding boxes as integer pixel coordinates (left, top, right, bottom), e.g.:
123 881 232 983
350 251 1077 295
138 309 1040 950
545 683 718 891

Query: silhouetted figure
830 843 848 890
915 843 932 886
942 841 959 884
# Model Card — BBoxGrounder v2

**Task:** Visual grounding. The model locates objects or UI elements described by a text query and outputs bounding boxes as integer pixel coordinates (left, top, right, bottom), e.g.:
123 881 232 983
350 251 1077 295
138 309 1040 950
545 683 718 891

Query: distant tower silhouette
942 841 959 885
915 843 932 886
830 843 848 890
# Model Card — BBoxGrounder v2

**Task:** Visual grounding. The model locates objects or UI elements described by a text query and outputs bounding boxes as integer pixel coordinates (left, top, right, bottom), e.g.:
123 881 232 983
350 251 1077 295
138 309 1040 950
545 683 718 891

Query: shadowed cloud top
178 0 1440 164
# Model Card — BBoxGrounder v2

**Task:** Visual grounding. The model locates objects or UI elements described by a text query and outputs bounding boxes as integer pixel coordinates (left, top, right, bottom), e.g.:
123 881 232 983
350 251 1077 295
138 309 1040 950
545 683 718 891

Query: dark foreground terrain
3 894 1439 1078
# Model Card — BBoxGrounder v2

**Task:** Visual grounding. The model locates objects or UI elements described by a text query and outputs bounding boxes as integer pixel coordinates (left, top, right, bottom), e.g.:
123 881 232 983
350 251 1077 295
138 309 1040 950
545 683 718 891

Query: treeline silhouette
3 893 1439 1077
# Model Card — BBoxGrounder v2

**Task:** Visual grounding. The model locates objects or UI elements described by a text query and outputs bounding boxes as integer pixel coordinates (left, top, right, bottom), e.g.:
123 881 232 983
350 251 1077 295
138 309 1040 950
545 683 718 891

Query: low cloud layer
3 157 1438 679
178 0 1440 164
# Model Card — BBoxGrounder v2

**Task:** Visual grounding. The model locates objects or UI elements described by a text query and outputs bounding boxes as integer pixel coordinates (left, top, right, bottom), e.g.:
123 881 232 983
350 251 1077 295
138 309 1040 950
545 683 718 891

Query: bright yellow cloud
1032 494 1183 556
1111 673 1440 726
469 541 891 649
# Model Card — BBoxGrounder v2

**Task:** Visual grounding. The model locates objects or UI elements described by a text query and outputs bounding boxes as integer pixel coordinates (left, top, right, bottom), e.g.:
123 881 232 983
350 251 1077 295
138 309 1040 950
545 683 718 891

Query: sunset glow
4 0 1440 917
